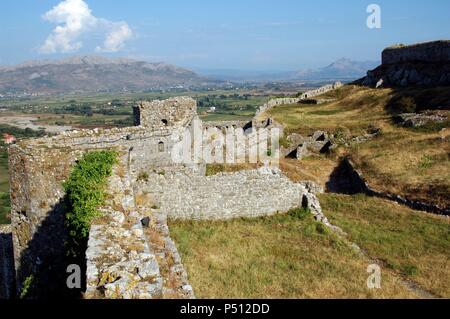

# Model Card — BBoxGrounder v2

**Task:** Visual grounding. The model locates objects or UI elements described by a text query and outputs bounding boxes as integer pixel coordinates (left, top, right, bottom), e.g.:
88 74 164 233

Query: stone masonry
254 82 343 119
136 167 310 220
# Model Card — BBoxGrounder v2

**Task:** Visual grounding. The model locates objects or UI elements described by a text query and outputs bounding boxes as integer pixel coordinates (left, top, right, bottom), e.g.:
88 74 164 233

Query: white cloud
95 22 133 52
39 0 133 54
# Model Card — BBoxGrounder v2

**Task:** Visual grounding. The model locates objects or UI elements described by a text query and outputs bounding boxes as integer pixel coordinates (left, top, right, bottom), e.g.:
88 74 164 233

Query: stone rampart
255 82 343 118
382 40 450 65
137 167 309 220
361 40 450 87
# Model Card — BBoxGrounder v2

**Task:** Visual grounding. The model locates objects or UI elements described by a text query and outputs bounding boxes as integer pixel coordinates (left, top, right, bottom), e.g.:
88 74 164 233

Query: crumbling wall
6 94 335 299
85 159 194 299
254 82 343 118
7 96 199 297
133 97 197 129
203 120 251 130
137 167 309 220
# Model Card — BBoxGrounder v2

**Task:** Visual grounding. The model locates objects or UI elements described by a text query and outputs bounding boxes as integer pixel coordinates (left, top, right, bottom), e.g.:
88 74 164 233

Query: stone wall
341 158 450 216
361 40 450 87
382 40 450 65
137 167 309 220
202 120 251 131
133 97 197 129
254 82 343 118
8 145 84 295
8 96 199 297
85 162 194 299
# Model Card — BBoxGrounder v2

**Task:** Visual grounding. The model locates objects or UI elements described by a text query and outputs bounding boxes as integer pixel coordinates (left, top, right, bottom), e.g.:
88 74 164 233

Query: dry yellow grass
268 86 392 136
320 193 450 297
169 211 419 299
280 157 337 187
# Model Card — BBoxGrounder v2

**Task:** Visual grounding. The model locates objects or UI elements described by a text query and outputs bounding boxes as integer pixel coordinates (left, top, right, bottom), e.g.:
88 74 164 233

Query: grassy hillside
170 208 417 298
320 194 450 297
169 85 449 298
268 85 450 207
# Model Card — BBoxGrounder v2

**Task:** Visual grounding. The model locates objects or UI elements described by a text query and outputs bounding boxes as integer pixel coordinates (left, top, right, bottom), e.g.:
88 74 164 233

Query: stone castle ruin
1 83 342 299
361 40 450 87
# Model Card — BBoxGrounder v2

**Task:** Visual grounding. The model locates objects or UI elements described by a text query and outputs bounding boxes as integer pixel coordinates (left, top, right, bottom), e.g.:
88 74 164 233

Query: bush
63 150 117 256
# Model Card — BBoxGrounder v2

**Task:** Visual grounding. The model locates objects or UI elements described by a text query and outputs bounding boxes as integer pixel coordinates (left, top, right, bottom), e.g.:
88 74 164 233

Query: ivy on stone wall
63 150 117 257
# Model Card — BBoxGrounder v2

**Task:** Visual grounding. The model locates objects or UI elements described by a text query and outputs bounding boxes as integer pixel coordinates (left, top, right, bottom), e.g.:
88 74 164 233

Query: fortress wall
255 82 343 118
363 41 450 87
85 156 194 299
8 145 86 292
7 97 202 295
382 40 450 65
139 167 308 220
133 97 197 129
7 132 190 291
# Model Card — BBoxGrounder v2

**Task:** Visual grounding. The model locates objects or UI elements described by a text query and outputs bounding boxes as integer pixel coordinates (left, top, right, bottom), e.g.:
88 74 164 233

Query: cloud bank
39 0 133 53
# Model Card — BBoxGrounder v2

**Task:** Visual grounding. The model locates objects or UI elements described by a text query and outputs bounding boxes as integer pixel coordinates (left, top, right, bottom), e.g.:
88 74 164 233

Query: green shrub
287 207 311 220
63 150 117 256
315 223 328 235
205 164 225 176
418 155 433 169
0 192 11 224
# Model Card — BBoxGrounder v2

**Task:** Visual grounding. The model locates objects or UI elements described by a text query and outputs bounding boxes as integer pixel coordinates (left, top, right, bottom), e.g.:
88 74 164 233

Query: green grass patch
418 155 433 169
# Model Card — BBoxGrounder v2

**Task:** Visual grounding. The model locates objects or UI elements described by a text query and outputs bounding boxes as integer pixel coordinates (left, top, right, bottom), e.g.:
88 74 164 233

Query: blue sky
0 0 449 70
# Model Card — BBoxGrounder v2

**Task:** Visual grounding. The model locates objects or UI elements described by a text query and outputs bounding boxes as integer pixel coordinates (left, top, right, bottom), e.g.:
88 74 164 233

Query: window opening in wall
158 142 165 152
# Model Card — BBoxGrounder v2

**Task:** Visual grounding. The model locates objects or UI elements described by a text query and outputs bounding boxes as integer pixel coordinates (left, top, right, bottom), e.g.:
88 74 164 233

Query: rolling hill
0 56 220 95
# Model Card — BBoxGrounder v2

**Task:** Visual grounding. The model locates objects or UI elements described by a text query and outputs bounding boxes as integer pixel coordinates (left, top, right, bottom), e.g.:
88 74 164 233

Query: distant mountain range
195 58 380 82
0 56 380 96
0 56 218 95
